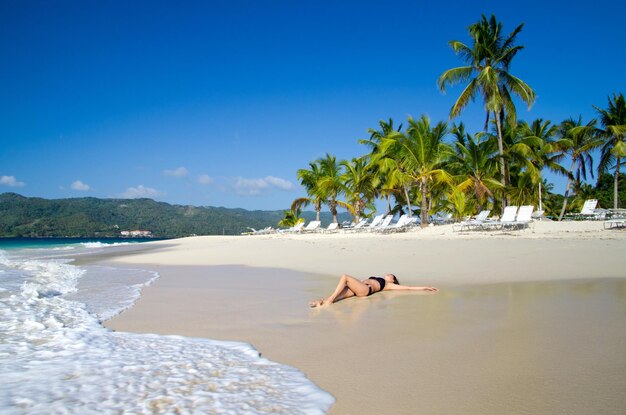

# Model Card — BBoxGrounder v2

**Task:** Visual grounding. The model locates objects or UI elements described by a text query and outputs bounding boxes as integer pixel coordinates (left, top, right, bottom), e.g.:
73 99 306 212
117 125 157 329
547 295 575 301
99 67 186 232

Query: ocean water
0 239 334 414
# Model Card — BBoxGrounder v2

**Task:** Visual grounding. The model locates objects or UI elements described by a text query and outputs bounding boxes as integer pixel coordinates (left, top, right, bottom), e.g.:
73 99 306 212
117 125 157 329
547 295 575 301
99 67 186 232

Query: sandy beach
104 221 626 414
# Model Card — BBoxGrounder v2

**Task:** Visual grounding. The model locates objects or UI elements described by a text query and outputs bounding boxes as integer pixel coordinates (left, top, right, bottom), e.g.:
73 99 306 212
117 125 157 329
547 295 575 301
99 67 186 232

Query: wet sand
103 224 626 414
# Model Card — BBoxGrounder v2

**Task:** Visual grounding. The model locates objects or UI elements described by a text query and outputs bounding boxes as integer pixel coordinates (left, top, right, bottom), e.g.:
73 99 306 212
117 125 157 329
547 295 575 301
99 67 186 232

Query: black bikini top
368 276 386 291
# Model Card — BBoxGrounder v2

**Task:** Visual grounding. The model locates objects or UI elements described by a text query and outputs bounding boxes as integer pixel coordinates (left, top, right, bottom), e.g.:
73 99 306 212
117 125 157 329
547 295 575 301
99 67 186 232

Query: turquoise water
0 237 159 250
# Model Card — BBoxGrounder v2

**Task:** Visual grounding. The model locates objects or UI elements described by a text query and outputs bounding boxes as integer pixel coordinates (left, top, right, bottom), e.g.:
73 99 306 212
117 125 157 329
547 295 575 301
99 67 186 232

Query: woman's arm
385 284 438 292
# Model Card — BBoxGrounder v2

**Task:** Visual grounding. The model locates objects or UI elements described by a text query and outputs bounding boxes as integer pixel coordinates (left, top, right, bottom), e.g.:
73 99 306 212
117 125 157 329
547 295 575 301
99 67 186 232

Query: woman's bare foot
308 298 324 308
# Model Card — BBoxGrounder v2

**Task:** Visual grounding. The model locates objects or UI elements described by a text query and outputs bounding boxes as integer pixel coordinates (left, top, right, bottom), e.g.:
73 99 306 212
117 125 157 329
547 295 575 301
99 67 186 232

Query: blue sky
1 1 624 210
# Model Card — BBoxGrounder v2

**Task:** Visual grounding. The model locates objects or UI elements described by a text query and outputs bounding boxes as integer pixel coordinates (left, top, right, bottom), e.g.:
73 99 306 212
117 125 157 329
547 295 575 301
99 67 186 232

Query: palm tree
518 119 567 213
317 153 347 224
448 124 502 211
341 158 378 222
363 118 403 148
594 93 626 209
293 161 325 221
360 118 404 214
556 117 603 220
438 14 536 209
381 115 452 227
447 187 477 221
507 171 536 207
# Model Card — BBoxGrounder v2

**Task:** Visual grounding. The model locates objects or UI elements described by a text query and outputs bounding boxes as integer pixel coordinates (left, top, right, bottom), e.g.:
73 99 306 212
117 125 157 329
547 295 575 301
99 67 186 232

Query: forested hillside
0 193 344 238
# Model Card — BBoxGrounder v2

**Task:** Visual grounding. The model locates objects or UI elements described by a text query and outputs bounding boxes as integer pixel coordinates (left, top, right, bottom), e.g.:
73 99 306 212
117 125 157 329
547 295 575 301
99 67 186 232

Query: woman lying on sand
309 273 438 307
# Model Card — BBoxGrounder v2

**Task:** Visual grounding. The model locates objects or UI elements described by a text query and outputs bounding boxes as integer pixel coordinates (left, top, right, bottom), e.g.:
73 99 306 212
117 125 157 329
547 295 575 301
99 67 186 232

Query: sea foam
0 248 334 414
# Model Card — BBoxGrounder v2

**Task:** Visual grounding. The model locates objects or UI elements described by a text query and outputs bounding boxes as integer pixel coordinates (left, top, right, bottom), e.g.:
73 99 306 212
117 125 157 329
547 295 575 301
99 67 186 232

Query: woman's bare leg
309 288 355 307
310 274 370 307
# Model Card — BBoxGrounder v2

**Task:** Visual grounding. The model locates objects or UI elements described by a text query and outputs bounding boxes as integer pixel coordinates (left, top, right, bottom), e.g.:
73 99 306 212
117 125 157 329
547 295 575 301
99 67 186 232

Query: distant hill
0 193 350 238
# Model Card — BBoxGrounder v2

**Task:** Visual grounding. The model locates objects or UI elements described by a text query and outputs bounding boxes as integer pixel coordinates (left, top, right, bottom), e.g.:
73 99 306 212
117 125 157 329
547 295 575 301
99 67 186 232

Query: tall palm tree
341 158 378 222
317 153 346 224
556 117 603 220
448 126 502 211
381 115 452 227
594 93 626 208
293 161 325 221
438 14 536 209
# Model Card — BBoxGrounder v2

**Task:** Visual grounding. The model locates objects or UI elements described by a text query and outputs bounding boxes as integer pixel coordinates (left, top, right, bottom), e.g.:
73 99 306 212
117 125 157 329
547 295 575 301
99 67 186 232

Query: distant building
120 230 152 237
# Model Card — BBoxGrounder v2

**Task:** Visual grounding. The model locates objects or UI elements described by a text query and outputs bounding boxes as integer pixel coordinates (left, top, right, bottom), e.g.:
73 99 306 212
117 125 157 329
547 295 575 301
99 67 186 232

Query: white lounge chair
302 220 321 232
386 214 409 232
400 216 420 230
565 199 603 220
322 222 340 233
345 218 368 232
363 214 385 231
531 210 546 221
251 226 275 235
456 210 491 231
431 212 453 225
379 214 418 233
279 221 305 233
505 205 534 230
371 214 394 231
603 209 626 229
353 218 369 229
483 206 518 230
579 199 598 219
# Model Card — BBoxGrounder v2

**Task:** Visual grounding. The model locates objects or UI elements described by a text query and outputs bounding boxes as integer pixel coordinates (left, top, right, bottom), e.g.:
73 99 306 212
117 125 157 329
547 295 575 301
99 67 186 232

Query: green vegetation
287 14 625 225
0 193 346 238
595 93 626 209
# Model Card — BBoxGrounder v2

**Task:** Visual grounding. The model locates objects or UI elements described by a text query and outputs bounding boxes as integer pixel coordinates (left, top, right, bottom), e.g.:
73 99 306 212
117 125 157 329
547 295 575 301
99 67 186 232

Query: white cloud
71 180 90 191
264 176 294 191
0 175 25 187
164 167 189 178
197 174 214 185
233 176 294 196
120 185 164 199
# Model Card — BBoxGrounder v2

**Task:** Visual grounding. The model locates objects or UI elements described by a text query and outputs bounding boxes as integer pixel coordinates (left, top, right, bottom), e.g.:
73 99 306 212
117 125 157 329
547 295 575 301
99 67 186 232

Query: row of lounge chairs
243 214 420 235
455 205 535 231
343 214 419 233
563 199 626 229
245 200 626 235
603 209 626 229
564 199 607 221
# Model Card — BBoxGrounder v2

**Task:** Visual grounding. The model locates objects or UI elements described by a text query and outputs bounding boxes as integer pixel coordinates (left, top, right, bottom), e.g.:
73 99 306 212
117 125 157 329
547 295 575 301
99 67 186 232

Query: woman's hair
390 274 399 285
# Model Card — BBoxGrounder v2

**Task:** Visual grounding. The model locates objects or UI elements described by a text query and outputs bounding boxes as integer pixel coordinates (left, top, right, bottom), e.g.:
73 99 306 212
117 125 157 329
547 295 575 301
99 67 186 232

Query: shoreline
100 222 626 414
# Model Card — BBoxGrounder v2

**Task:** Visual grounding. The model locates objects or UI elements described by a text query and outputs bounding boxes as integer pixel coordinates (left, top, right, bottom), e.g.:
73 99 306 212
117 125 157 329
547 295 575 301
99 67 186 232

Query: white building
120 230 152 237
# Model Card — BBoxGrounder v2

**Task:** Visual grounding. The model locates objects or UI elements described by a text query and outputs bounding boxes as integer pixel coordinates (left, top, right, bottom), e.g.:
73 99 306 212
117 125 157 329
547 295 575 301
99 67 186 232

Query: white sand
104 221 626 414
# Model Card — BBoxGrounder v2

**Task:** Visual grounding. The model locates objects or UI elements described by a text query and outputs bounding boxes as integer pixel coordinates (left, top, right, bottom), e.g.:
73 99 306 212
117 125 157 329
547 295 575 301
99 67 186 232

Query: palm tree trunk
420 179 428 228
386 195 391 215
494 111 507 211
355 200 362 223
614 158 621 209
330 200 338 223
403 186 412 218
538 178 543 212
558 160 576 221
483 111 490 131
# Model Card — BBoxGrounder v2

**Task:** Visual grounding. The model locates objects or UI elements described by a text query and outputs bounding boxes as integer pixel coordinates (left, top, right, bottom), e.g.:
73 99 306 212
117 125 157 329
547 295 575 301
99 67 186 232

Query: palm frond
437 66 474 91
450 79 479 118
